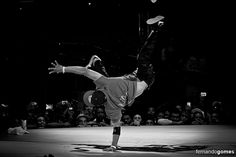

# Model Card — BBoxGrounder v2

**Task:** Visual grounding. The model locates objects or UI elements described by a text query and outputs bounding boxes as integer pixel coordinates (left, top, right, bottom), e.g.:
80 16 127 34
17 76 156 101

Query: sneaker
146 15 165 25
86 55 102 68
103 145 118 152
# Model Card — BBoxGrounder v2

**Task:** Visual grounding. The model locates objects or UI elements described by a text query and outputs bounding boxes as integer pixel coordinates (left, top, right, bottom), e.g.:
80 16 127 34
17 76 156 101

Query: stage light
151 0 158 3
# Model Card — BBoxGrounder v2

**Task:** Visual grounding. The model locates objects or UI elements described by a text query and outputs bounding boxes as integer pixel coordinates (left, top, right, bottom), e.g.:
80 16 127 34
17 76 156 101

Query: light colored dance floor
0 125 236 157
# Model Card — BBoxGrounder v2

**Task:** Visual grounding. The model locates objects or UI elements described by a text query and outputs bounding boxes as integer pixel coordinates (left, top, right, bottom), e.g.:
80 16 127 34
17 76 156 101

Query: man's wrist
62 66 65 73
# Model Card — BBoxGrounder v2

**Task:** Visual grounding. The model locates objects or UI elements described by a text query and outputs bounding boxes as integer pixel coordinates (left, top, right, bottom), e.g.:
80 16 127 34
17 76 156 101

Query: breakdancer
48 15 165 151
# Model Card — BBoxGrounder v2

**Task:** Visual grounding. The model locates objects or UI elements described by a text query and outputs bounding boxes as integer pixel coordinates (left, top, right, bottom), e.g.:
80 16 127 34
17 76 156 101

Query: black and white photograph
0 0 235 157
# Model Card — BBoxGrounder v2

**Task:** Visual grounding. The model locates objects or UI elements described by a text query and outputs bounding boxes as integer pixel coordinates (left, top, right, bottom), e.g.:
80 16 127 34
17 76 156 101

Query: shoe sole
146 15 165 25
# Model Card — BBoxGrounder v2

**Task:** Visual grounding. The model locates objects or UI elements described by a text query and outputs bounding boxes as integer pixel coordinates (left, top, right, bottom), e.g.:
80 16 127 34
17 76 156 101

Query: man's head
83 90 107 107
91 90 107 106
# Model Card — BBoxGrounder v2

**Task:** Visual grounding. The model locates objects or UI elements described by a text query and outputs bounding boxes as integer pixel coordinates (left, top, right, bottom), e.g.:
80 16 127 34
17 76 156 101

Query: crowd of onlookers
0 94 227 135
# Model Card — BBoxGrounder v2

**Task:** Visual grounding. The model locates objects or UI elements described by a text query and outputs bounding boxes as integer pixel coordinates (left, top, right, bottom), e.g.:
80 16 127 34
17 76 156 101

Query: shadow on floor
71 144 207 153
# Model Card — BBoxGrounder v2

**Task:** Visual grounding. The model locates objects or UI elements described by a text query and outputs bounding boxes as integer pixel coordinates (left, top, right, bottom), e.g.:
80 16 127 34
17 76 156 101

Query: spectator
145 119 155 126
26 101 40 129
93 107 110 126
157 108 183 125
145 106 157 124
209 112 222 125
183 102 192 114
180 111 191 125
44 104 55 123
131 114 143 126
54 100 74 127
164 110 171 119
170 108 181 122
121 114 132 126
156 111 165 121
175 104 183 113
37 116 46 128
76 113 89 127
191 108 206 125
82 105 96 122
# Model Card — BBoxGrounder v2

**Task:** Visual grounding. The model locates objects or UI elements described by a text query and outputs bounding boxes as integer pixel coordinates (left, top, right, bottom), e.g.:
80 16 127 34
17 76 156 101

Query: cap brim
83 90 95 107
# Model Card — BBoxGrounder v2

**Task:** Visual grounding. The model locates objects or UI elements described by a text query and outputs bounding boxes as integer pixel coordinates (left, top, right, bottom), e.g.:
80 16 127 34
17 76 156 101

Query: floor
0 125 236 157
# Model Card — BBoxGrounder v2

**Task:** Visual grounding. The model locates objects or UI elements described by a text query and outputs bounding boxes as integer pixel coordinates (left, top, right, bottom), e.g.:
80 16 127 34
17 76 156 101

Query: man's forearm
112 126 121 147
64 66 103 81
64 66 87 75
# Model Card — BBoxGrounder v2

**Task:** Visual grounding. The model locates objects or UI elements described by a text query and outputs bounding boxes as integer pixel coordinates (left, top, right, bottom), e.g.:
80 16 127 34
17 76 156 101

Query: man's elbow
82 67 91 76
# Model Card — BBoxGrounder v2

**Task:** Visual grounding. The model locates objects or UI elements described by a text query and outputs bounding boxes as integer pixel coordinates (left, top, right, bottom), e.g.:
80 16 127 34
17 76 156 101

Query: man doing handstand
48 15 165 151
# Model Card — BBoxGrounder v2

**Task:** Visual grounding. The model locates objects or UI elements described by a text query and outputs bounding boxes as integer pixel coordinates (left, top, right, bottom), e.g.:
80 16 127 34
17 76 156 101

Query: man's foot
86 55 102 68
146 15 165 26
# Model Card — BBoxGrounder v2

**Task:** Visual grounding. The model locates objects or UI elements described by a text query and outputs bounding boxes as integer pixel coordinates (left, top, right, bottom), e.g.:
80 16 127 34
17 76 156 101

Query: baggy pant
90 29 162 90
136 30 160 89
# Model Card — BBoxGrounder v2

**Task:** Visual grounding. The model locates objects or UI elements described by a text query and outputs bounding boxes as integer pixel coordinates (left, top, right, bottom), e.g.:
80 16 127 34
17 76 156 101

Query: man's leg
136 15 165 90
86 55 109 77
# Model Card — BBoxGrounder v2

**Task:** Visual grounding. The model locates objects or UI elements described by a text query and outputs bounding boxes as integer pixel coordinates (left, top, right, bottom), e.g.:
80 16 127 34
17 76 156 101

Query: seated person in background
37 116 46 128
76 113 89 127
145 119 155 126
93 106 110 126
164 109 171 119
130 114 143 126
156 111 165 121
191 108 207 125
180 111 191 125
26 101 41 129
121 113 133 126
144 106 157 124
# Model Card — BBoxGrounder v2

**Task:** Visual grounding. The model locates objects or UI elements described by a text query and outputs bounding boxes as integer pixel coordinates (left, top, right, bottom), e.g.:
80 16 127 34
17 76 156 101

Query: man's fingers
48 60 61 75
48 67 56 74
54 60 59 65
48 67 55 71
51 62 56 66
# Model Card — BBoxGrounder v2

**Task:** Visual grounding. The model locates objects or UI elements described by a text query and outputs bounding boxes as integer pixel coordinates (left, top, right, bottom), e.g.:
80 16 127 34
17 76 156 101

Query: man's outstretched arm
48 60 103 81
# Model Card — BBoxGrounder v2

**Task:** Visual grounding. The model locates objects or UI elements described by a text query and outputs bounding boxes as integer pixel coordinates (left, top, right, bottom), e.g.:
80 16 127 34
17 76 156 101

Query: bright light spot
151 0 157 3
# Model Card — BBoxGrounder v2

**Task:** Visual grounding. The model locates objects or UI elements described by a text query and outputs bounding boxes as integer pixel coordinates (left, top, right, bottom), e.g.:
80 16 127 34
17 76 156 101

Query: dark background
1 0 235 122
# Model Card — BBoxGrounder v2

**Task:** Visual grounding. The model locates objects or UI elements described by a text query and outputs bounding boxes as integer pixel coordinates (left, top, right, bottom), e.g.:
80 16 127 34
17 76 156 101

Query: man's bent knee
137 63 156 89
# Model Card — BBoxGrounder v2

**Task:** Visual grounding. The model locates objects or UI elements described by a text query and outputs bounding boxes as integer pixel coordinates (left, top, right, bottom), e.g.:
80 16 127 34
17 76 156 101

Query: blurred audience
157 108 183 125
1 92 229 130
